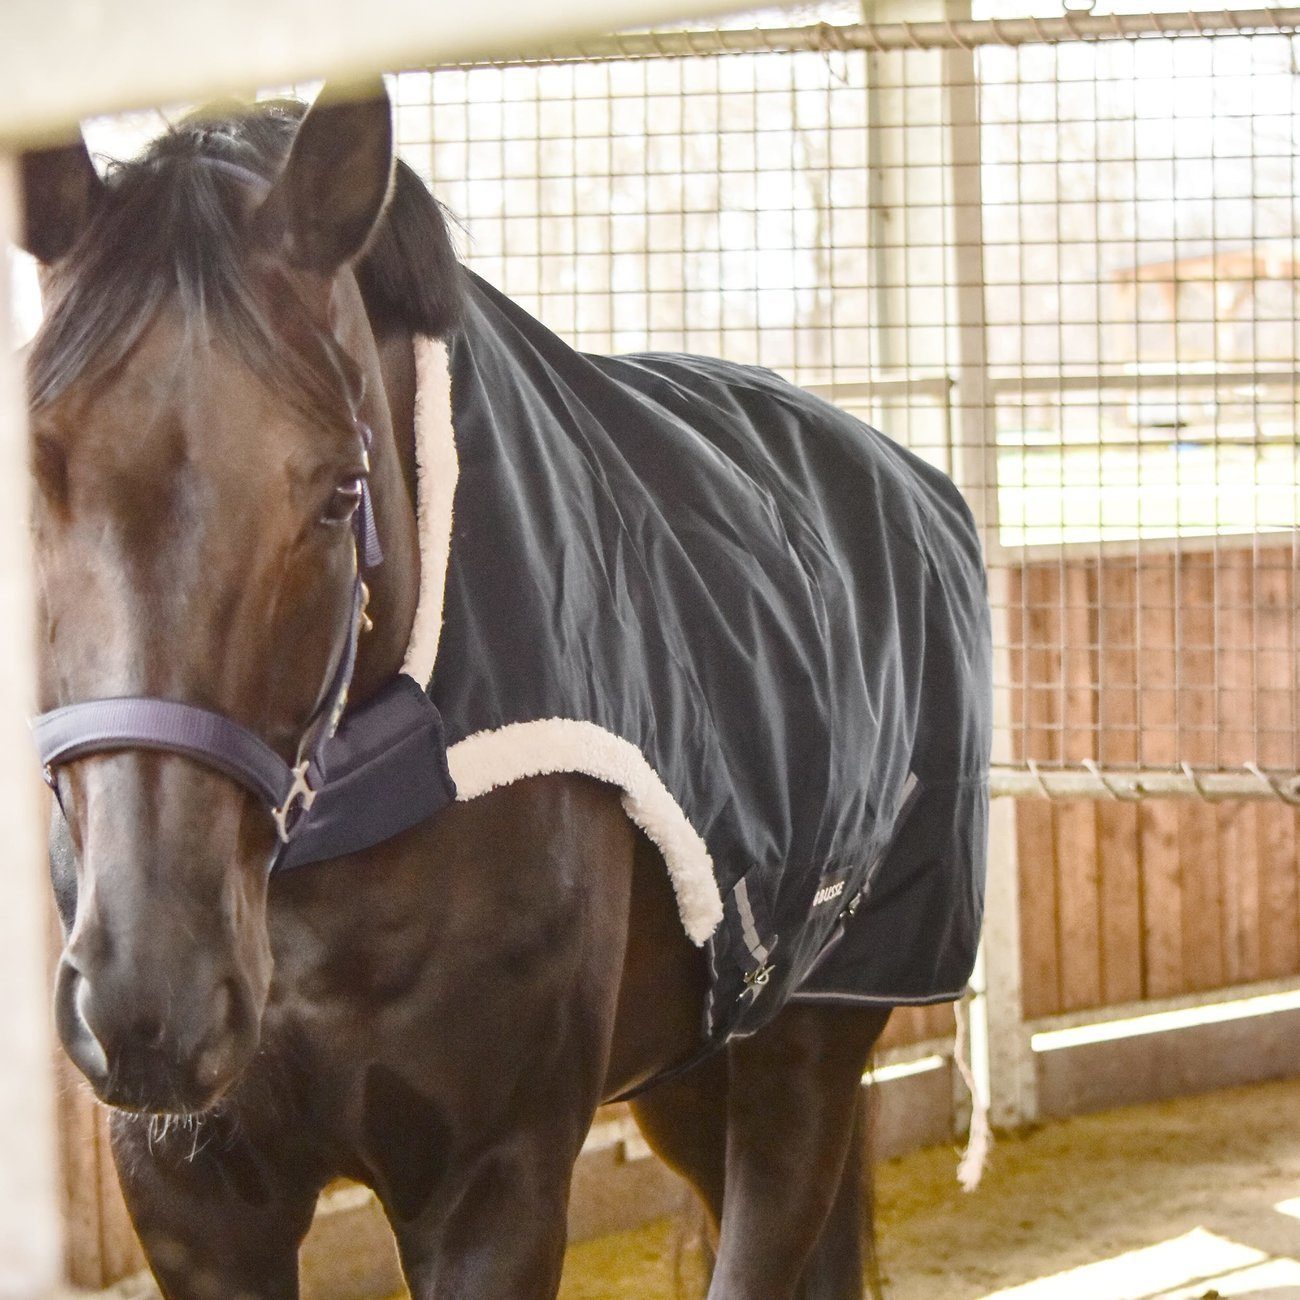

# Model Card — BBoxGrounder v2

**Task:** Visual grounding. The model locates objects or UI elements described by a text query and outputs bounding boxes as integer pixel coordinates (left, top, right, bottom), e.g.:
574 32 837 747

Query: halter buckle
272 760 318 843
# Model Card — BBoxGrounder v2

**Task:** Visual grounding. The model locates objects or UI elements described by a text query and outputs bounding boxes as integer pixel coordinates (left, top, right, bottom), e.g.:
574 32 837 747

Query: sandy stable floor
557 1077 1300 1299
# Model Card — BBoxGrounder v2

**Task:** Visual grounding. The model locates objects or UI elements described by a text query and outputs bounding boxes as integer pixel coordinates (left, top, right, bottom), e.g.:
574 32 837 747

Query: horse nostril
56 961 109 1084
191 1035 239 1094
201 977 255 1081
73 976 110 1077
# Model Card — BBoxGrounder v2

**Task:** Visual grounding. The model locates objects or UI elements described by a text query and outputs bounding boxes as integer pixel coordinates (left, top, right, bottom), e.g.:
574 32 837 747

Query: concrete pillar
0 154 64 1298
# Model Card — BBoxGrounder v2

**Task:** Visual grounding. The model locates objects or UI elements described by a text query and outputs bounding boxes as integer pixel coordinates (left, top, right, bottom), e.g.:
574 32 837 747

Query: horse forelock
27 96 464 420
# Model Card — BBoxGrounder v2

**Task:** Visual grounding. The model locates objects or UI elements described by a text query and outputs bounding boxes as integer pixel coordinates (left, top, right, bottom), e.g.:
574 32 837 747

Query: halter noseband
33 418 384 871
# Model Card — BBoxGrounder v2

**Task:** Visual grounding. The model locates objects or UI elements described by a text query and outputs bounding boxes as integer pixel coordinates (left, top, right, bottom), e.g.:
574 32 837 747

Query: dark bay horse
18 82 976 1299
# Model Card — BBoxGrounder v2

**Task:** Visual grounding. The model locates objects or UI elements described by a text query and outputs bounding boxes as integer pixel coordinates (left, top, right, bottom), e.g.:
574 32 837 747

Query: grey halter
33 417 385 869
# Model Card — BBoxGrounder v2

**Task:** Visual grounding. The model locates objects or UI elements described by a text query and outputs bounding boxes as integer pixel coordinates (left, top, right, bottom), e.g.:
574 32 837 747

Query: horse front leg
374 968 610 1299
108 1108 320 1300
368 775 641 1299
392 1128 582 1300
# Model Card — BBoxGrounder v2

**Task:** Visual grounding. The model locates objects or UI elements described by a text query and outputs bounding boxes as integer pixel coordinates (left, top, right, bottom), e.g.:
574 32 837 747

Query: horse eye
321 477 364 526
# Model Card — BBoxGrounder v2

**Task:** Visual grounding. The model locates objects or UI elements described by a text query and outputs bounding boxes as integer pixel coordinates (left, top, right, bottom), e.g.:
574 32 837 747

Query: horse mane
28 95 464 414
355 138 465 340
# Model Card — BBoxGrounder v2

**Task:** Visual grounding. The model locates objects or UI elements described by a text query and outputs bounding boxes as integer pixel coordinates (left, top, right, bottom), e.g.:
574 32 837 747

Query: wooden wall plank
1135 555 1183 999
56 1056 106 1289
1017 801 1060 1018
877 1003 951 1051
1216 801 1257 985
1096 559 1142 1004
1216 549 1260 984
921 1001 957 1042
1256 804 1300 980
1253 554 1299 979
1055 562 1102 1011
1177 551 1225 992
46 894 110 1290
52 964 145 1287
96 1105 145 1281
1017 564 1062 1018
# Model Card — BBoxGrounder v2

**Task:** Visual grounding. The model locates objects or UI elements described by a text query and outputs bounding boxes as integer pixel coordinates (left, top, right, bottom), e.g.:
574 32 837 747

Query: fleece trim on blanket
406 335 723 944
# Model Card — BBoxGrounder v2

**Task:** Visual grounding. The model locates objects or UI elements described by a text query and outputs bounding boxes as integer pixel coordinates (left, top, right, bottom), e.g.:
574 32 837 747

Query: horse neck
349 324 422 701
371 327 421 509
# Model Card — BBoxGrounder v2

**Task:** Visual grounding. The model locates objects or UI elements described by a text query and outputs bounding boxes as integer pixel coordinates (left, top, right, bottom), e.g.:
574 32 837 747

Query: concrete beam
0 0 750 145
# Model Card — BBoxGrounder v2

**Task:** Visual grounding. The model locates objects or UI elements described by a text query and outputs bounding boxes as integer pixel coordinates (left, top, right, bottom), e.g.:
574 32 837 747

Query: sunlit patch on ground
982 1228 1300 1299
558 1218 680 1300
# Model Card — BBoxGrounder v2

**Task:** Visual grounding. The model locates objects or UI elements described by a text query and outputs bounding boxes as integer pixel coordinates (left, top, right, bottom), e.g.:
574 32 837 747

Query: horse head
22 81 420 1114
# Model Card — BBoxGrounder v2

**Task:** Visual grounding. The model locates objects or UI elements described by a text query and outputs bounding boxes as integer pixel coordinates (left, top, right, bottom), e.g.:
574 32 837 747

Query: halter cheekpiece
32 414 395 868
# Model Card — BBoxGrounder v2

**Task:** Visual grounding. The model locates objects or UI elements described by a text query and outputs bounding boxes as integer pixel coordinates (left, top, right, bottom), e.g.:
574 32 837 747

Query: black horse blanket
378 271 991 1045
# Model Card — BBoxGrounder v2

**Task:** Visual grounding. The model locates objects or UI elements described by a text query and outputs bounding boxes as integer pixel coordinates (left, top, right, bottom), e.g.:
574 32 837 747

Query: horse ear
254 77 394 274
19 137 102 264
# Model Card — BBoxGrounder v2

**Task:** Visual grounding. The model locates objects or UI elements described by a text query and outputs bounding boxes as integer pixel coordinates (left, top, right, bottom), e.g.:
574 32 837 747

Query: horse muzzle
55 948 259 1114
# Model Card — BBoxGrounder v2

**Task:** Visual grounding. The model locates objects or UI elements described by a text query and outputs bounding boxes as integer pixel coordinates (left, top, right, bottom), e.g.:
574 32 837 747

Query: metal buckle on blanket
744 963 774 989
272 761 318 843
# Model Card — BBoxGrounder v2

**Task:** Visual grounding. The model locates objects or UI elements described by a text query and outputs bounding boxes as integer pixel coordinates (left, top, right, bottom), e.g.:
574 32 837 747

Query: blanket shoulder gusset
430 272 991 1042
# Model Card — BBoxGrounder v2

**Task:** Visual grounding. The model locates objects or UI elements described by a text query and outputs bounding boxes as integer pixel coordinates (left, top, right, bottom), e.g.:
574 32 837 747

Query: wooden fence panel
1008 548 1300 1019
1014 565 1062 1019
877 1002 954 1052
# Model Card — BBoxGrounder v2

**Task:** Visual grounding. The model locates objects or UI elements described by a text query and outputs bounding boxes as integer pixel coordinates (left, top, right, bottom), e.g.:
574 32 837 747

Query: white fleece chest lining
403 335 723 945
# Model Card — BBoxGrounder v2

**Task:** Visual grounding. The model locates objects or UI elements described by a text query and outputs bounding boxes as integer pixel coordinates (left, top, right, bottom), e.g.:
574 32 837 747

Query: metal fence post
864 0 1036 1129
975 572 1038 1128
0 155 64 1298
940 7 1039 1134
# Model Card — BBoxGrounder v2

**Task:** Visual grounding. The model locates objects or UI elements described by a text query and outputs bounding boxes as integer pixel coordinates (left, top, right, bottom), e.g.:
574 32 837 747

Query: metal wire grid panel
385 7 1300 798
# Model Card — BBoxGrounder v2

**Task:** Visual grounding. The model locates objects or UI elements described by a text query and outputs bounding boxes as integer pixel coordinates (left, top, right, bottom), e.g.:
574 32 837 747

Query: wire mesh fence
382 4 1300 800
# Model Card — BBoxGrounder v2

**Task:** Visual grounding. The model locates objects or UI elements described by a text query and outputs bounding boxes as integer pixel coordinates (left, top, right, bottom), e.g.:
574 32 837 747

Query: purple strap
355 423 383 570
34 698 306 810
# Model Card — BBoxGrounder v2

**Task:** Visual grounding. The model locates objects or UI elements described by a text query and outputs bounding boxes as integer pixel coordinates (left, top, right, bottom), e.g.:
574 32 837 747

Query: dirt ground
558 1077 1300 1299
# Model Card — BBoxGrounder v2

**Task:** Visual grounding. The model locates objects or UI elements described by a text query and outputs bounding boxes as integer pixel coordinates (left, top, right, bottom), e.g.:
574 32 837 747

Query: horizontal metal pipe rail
801 376 954 401
990 762 1300 802
804 367 1300 400
989 367 1300 396
428 8 1300 69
